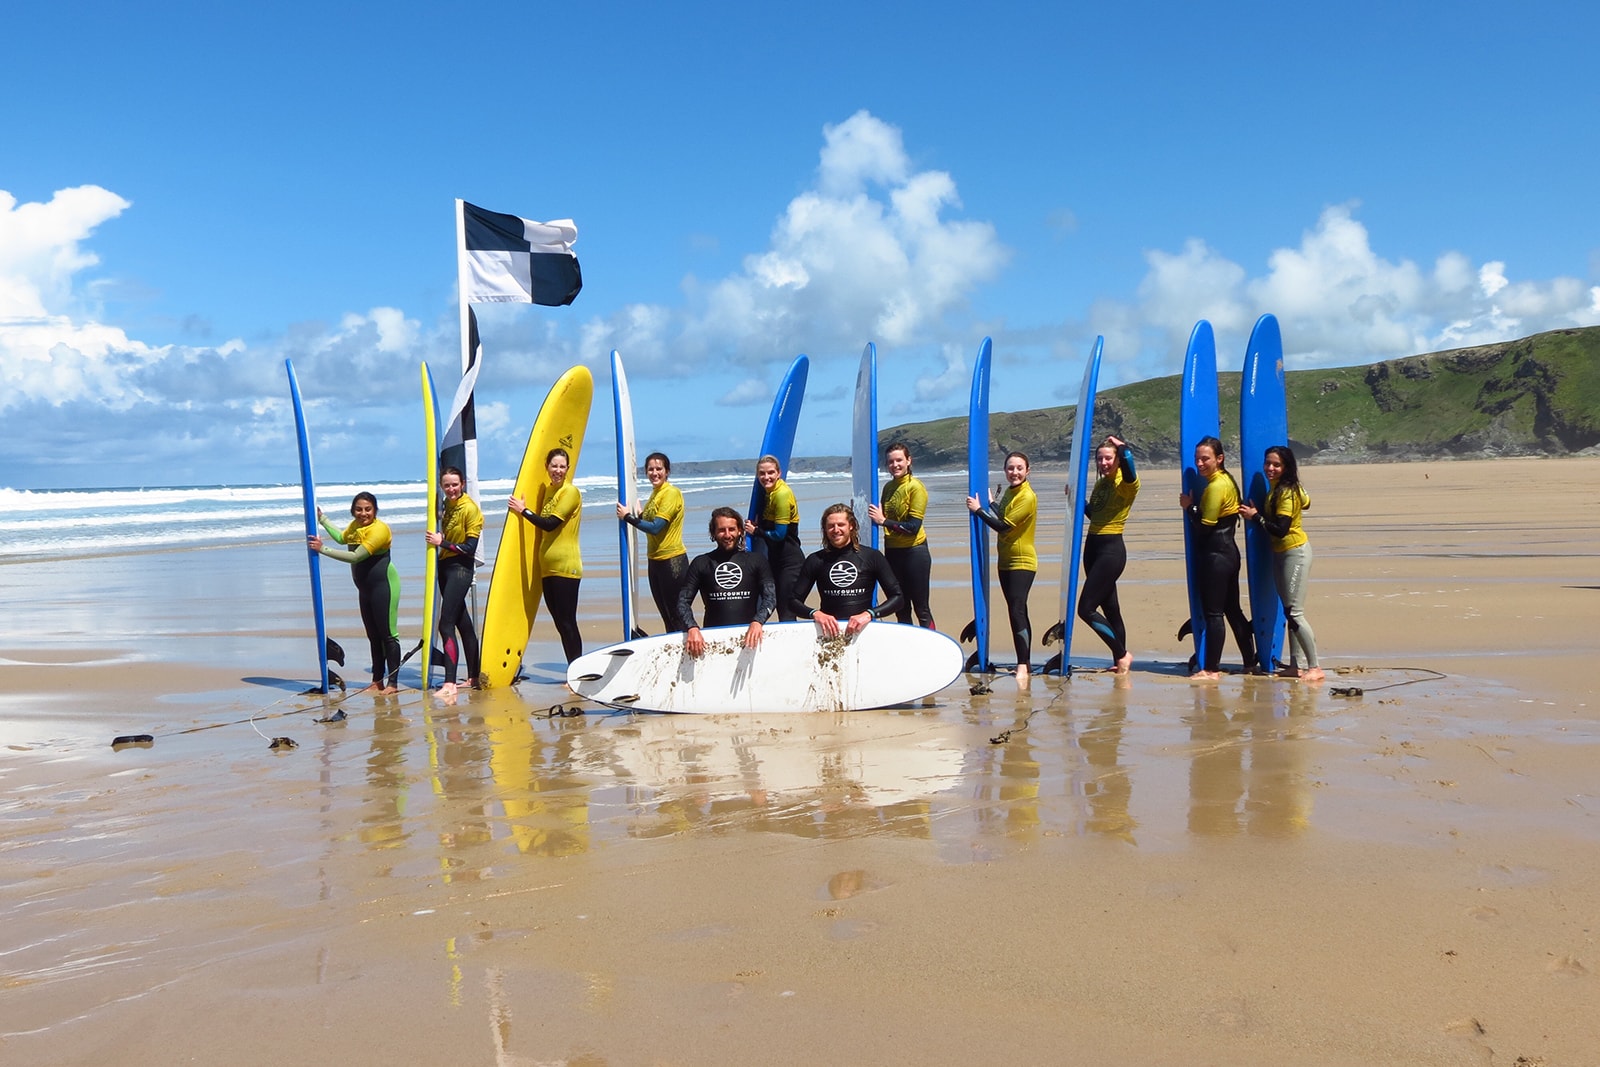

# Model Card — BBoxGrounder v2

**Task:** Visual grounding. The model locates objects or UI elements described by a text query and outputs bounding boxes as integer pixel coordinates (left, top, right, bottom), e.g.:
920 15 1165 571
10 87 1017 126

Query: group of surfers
308 436 1324 695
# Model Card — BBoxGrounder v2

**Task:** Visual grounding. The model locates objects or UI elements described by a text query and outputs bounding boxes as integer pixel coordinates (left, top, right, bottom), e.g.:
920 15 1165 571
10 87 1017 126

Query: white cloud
717 378 772 407
1103 203 1600 374
912 342 968 402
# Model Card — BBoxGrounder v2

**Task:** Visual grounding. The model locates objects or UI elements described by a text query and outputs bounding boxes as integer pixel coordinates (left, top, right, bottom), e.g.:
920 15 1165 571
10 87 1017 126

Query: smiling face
1095 445 1118 477
1195 443 1221 478
712 515 742 550
645 457 667 487
1004 454 1029 486
823 509 854 549
546 453 569 486
1263 450 1284 485
757 460 780 490
886 447 910 478
352 498 377 525
441 472 463 501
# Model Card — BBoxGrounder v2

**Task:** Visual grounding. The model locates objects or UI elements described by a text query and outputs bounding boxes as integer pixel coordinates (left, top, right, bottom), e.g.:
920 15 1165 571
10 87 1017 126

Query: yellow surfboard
479 365 593 688
420 363 441 686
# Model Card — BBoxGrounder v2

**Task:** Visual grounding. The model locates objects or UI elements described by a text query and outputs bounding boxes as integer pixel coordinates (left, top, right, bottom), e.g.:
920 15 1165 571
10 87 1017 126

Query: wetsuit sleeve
867 550 905 620
1120 447 1137 483
319 543 372 564
1259 489 1294 539
677 555 709 630
787 554 823 618
884 516 923 536
974 505 1011 533
443 534 480 558
758 522 791 545
753 556 776 624
628 514 669 535
319 514 348 544
519 508 562 531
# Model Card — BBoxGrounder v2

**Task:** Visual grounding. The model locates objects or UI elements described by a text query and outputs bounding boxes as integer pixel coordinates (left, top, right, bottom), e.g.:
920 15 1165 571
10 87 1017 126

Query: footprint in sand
1545 955 1588 977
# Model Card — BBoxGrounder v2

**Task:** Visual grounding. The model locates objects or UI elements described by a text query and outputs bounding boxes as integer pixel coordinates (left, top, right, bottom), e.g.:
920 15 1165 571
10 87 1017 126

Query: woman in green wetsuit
744 454 803 622
509 447 584 664
311 491 402 693
617 451 688 633
425 467 481 693
968 450 1039 688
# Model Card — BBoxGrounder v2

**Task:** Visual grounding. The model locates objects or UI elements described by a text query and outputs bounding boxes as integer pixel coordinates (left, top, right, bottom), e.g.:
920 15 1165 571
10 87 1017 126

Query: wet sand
2 458 1596 1065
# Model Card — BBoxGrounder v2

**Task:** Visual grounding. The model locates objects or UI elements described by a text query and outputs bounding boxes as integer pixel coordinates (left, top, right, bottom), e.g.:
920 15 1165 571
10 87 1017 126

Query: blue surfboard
1240 314 1287 673
851 342 880 551
746 354 810 549
1047 336 1103 674
1179 321 1219 671
285 358 330 694
965 337 993 673
612 350 642 640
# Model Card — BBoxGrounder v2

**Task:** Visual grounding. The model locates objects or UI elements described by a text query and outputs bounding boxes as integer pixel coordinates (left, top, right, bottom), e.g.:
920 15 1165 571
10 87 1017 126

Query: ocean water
0 469 928 563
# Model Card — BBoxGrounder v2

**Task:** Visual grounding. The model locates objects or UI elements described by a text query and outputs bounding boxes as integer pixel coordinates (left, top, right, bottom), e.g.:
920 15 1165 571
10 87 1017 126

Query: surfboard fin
326 637 346 666
607 648 635 658
630 627 649 640
1042 651 1063 675
959 619 977 643
611 693 640 704
329 671 345 692
1176 619 1193 641
1042 620 1064 646
574 673 603 682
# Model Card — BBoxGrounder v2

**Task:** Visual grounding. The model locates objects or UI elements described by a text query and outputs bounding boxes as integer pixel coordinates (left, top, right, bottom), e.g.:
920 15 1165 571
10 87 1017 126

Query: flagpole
454 198 478 504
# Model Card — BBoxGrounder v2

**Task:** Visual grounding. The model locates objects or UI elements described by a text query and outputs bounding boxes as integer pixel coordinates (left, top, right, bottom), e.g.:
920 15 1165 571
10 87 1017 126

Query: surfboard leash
1328 666 1447 698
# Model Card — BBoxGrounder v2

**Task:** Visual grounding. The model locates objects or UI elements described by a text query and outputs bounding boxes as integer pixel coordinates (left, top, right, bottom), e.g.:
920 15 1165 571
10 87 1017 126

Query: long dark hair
1265 445 1302 508
349 491 378 515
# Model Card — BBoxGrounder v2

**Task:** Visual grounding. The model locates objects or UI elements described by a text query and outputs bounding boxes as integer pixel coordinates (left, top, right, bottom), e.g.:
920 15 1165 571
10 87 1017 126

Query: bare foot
437 681 457 696
1189 670 1222 682
359 683 382 694
1015 665 1031 689
1115 652 1133 674
1299 667 1325 684
381 686 400 695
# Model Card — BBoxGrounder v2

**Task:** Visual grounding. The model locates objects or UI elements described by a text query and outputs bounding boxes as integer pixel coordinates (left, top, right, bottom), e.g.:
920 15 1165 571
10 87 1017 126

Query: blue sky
4 1 1597 489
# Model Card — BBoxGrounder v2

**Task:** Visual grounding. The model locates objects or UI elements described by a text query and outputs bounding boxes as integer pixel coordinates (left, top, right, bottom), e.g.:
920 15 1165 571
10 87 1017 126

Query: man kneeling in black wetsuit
788 503 905 636
676 507 777 657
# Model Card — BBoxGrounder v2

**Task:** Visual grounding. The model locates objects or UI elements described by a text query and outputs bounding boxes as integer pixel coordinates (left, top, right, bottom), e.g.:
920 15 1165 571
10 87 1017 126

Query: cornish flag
459 201 583 307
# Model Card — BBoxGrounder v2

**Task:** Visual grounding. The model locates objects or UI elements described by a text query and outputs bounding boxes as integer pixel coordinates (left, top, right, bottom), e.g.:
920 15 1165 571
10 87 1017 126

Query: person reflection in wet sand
1186 683 1316 837
360 701 411 849
1079 675 1137 842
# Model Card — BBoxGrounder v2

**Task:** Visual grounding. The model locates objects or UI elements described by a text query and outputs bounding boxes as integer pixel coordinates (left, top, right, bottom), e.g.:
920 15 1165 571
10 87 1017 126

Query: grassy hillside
879 326 1600 467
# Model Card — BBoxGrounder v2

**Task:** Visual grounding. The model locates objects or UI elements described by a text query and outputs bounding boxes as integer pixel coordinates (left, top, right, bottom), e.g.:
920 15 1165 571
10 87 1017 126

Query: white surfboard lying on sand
566 621 964 713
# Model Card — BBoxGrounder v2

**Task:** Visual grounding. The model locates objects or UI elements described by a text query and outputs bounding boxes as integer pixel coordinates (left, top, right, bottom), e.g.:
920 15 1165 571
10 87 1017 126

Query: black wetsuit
1188 471 1256 673
677 547 777 630
787 543 906 622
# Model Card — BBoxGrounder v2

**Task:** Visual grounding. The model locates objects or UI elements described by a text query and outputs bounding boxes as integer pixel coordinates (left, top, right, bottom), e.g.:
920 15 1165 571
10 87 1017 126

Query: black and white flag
460 201 583 307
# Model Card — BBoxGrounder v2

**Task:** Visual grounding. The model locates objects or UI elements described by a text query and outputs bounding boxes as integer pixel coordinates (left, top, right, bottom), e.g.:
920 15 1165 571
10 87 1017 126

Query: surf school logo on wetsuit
828 560 859 588
714 561 743 589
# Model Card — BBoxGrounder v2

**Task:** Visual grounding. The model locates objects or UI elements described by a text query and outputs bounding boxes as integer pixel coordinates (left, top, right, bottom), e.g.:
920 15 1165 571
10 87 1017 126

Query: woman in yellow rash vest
744 454 804 622
311 491 402 693
616 451 688 633
967 451 1039 686
424 466 482 692
508 447 584 664
1178 435 1256 680
868 441 935 628
1077 435 1139 673
1239 445 1323 684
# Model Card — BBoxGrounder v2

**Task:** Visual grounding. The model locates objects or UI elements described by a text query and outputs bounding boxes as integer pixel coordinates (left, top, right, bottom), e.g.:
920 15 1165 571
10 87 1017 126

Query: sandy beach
2 458 1596 1065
